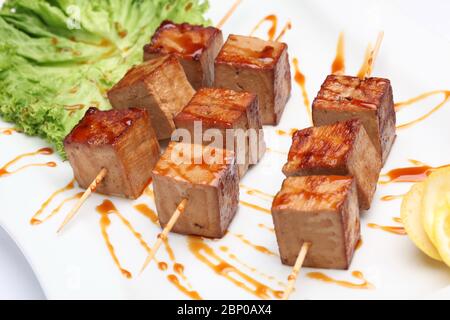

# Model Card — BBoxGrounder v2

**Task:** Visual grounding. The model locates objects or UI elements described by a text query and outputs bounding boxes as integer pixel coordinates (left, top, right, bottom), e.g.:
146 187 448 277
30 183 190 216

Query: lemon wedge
433 193 450 267
421 167 450 246
401 182 442 261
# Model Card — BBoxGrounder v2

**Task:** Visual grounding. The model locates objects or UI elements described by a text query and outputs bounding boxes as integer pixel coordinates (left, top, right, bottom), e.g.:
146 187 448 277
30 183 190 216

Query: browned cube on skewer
107 55 195 140
144 21 224 89
214 35 291 125
64 108 160 199
173 88 266 178
282 119 381 210
152 142 239 238
312 75 396 164
272 175 360 269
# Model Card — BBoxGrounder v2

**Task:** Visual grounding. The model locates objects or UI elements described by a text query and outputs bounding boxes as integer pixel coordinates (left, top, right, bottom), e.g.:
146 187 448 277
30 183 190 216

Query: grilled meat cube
144 21 223 89
152 142 239 238
173 88 266 177
282 119 381 210
107 55 195 140
312 75 396 164
214 35 291 125
272 176 360 269
64 108 160 199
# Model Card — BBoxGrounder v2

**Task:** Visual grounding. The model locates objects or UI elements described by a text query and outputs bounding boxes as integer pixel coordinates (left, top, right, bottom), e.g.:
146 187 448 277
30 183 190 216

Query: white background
0 0 449 299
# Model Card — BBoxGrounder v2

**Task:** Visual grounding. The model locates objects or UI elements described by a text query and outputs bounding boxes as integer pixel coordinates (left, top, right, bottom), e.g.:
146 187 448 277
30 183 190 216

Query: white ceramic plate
1 0 450 300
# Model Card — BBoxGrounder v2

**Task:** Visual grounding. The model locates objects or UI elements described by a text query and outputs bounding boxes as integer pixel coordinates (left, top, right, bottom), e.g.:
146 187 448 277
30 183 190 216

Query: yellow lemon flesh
421 167 450 246
433 193 450 267
401 182 442 261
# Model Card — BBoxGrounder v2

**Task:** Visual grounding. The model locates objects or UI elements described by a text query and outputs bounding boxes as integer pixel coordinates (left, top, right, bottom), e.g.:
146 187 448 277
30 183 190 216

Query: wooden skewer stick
282 242 311 300
57 168 107 234
140 198 188 274
363 31 384 79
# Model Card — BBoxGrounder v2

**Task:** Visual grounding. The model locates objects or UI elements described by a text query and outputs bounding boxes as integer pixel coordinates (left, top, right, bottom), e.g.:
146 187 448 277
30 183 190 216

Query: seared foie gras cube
214 35 291 125
272 176 360 269
107 55 195 140
144 21 223 89
64 108 160 199
173 88 266 177
152 142 239 238
312 75 396 164
282 120 381 210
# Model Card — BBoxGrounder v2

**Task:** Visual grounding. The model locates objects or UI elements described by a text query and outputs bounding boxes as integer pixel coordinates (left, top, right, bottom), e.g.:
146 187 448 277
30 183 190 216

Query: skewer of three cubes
275 35 395 298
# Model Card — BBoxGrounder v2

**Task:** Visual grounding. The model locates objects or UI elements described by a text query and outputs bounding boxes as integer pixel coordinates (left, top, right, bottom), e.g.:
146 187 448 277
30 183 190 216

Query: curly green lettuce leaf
0 0 210 155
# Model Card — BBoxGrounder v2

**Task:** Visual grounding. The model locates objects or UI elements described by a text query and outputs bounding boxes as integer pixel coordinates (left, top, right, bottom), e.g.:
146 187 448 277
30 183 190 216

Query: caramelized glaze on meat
65 107 147 145
175 88 255 128
144 21 221 60
314 75 391 111
111 56 170 90
272 176 353 211
215 34 287 69
284 120 361 173
153 142 236 185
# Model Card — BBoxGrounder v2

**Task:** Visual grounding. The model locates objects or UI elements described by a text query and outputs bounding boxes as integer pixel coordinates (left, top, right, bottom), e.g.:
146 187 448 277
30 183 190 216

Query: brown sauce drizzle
275 128 298 137
395 90 450 129
158 262 168 271
114 22 128 39
331 32 345 75
250 15 278 41
173 262 192 286
292 57 311 119
1 128 15 135
240 200 271 215
257 223 275 233
69 86 79 94
355 238 363 251
307 271 374 289
216 0 243 29
245 190 274 201
274 21 292 42
174 263 185 275
133 203 175 261
393 217 403 224
188 237 283 299
222 249 287 288
97 200 132 279
32 191 82 225
167 275 202 300
134 203 158 224
97 200 169 279
134 202 198 298
368 216 406 236
30 179 75 225
381 194 404 201
64 104 85 115
231 233 277 256
379 159 450 184
240 184 274 201
0 148 55 178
